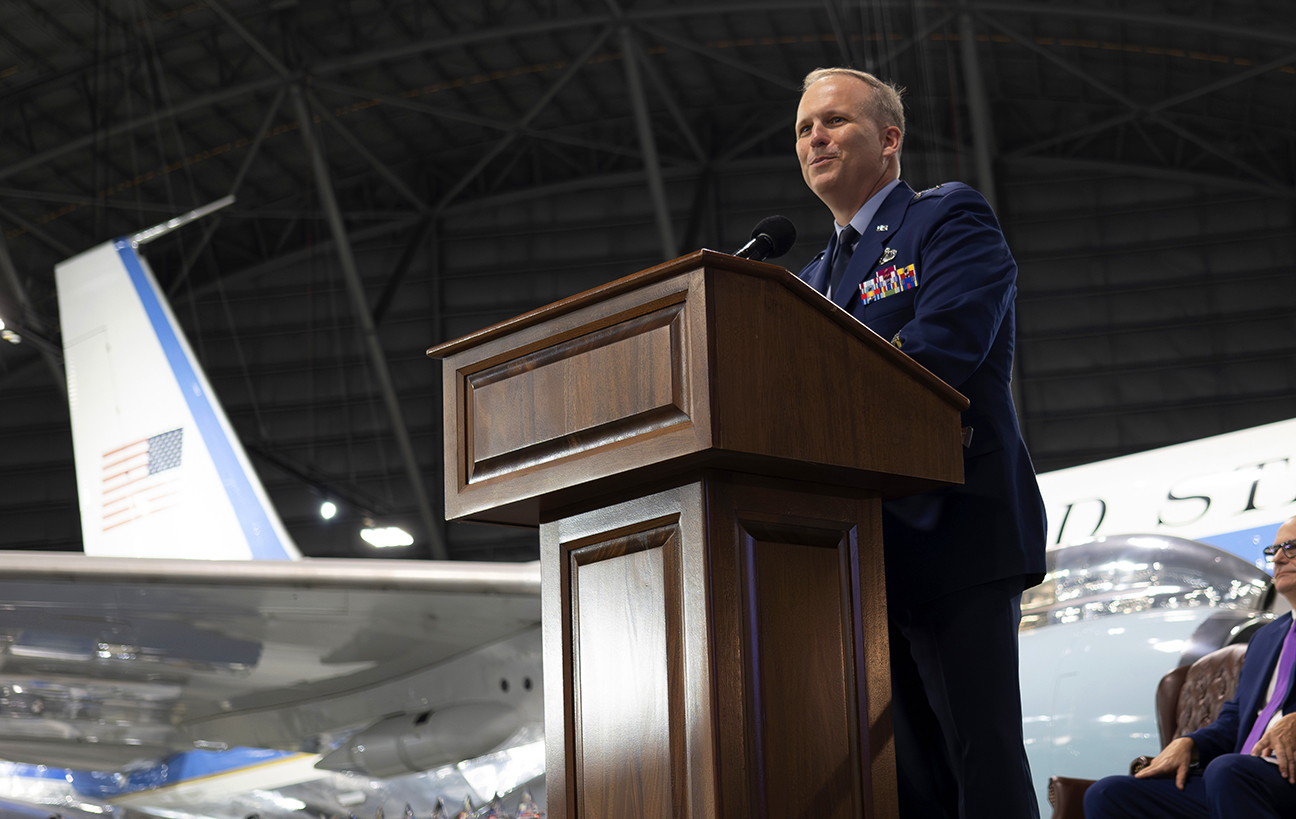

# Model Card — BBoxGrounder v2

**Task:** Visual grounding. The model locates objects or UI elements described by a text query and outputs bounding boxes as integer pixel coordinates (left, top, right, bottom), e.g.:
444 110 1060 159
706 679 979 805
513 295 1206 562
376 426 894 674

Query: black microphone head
744 215 797 261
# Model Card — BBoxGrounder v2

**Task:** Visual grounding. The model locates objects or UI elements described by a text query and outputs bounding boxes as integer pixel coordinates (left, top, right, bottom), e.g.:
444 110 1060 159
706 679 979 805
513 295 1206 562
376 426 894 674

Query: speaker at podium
428 247 968 819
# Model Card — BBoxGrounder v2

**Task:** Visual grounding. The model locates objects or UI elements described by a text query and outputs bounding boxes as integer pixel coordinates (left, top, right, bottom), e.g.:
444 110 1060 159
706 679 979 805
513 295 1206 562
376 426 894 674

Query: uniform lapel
803 230 839 296
832 181 917 310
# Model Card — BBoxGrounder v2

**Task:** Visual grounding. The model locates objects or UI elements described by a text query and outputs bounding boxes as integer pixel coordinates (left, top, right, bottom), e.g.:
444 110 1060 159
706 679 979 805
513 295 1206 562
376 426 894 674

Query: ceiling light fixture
360 526 413 548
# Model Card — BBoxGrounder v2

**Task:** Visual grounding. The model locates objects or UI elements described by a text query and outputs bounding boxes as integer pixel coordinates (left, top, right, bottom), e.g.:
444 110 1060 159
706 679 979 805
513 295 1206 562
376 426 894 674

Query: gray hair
801 67 906 140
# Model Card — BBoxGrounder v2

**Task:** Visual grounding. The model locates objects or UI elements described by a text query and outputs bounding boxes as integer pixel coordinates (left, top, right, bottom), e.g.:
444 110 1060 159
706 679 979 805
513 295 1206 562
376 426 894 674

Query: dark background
0 0 1292 559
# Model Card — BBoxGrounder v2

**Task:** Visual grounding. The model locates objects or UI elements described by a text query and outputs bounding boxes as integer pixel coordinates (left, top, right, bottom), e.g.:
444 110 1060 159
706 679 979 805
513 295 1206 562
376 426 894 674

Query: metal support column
621 26 677 258
427 218 448 557
958 9 998 211
291 86 448 559
958 8 1024 428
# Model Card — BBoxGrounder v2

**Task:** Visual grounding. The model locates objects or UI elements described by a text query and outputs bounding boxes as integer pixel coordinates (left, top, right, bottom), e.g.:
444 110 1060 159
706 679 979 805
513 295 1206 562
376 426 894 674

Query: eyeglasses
1263 539 1296 560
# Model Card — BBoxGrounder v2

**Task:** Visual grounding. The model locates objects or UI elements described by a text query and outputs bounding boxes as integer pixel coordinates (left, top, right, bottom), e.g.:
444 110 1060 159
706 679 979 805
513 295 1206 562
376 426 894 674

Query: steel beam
716 116 791 164
0 76 284 184
1010 155 1295 200
621 26 677 257
290 85 447 559
372 218 434 325
204 0 294 80
426 218 448 558
1009 112 1140 158
0 228 65 394
957 9 999 210
7 0 1295 191
0 204 74 257
177 220 414 303
874 12 956 71
635 22 799 91
307 90 432 215
245 441 393 518
1150 50 1296 114
973 1 1296 48
310 2 1296 83
312 79 641 161
985 15 1293 189
628 35 708 164
959 7 1021 424
434 26 616 210
1152 117 1283 188
168 86 289 297
822 0 861 66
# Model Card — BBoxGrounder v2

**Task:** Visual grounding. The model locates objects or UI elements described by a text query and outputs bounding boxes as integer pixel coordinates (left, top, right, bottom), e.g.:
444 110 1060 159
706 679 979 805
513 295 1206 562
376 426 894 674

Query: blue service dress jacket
798 180 1047 608
1186 613 1296 762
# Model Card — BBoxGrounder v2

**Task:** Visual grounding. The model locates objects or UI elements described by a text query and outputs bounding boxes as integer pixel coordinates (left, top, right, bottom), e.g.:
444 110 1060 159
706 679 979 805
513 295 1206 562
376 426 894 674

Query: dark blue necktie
828 225 860 299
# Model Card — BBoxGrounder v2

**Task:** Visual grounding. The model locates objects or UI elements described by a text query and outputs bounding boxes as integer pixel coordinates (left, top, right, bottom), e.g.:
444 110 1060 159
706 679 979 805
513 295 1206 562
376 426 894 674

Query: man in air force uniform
794 67 1047 819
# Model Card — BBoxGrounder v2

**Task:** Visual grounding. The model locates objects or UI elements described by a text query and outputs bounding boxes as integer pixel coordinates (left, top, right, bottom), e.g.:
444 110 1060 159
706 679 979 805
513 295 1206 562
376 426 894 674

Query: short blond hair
802 67 906 141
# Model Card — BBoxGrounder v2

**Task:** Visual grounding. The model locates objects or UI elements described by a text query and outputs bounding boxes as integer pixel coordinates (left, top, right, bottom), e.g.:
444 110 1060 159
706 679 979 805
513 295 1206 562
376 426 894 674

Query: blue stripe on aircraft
67 747 297 797
114 240 291 560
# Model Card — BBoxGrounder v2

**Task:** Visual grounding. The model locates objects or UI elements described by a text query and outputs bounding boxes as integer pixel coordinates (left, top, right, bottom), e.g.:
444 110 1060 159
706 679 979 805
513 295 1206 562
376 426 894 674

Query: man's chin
808 176 844 206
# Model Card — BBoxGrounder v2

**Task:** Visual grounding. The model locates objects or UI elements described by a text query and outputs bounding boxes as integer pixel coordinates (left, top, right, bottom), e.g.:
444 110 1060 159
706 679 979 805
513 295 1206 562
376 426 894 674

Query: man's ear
882 125 902 158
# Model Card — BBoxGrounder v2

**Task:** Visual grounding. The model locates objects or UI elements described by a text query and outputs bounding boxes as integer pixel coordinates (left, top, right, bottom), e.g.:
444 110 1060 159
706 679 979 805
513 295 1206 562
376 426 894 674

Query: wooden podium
428 250 968 819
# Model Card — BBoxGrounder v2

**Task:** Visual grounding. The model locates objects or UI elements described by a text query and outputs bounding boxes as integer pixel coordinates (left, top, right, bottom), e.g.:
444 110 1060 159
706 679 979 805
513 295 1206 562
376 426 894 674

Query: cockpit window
1020 535 1271 631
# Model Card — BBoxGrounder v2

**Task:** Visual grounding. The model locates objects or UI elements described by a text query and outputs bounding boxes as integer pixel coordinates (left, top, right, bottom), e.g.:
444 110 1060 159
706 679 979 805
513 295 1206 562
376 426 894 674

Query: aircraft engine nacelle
315 703 521 777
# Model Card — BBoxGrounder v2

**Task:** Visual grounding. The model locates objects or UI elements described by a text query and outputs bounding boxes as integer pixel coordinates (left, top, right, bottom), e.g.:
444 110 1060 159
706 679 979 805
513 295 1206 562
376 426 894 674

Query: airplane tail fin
55 240 300 560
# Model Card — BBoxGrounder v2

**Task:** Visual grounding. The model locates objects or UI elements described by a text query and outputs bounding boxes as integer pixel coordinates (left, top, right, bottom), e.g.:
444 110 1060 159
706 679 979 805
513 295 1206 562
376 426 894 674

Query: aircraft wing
0 552 542 774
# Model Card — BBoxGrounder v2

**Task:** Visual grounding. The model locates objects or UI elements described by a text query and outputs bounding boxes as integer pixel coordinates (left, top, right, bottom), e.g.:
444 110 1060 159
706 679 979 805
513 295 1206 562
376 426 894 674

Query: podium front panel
443 270 713 524
543 476 896 819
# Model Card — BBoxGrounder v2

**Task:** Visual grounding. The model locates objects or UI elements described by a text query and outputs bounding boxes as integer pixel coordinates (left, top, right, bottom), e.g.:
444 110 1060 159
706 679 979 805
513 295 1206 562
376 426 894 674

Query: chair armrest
1047 776 1096 819
1130 756 1153 775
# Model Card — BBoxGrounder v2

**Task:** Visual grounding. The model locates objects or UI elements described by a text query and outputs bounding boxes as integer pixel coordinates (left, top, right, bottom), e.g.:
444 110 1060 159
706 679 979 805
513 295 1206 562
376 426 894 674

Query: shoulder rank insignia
859 263 919 306
913 183 945 200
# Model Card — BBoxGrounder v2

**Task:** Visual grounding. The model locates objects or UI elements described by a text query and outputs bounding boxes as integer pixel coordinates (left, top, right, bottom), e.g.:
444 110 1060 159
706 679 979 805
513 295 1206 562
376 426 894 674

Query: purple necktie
1242 621 1296 754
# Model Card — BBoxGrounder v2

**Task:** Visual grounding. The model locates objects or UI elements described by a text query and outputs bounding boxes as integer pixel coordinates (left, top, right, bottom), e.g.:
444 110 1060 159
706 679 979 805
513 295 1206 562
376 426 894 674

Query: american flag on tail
101 428 184 532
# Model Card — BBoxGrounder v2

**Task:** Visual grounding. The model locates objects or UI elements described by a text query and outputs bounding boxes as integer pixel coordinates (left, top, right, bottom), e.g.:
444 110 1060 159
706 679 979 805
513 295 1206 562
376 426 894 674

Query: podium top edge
426 249 738 359
426 249 968 412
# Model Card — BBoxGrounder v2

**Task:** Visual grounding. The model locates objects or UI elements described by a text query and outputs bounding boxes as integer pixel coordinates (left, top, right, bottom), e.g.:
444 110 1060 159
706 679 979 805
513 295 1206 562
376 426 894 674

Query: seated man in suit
1085 516 1296 818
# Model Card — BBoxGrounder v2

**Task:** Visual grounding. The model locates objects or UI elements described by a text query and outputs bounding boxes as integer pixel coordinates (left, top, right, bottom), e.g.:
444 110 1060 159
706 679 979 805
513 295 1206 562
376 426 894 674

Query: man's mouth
810 154 838 168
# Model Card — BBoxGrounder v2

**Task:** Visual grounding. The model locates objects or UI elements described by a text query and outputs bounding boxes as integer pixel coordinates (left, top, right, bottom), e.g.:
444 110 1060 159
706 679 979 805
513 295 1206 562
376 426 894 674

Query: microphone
734 215 797 262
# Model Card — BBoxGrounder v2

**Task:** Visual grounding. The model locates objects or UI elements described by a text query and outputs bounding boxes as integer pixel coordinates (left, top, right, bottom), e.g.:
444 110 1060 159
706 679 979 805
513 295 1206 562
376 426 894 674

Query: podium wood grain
430 251 968 819
542 479 893 819
431 251 965 527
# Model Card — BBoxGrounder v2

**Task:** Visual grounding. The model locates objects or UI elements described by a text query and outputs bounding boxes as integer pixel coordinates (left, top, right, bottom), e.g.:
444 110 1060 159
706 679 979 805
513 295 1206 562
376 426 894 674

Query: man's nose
809 122 829 145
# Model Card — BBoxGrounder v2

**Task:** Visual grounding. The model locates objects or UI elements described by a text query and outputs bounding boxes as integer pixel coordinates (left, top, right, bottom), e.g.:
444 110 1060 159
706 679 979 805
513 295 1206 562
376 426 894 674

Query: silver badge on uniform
879 247 897 265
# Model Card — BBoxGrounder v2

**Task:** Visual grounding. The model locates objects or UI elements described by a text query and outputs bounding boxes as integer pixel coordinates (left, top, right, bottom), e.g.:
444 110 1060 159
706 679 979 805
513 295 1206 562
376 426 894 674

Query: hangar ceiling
0 0 1291 559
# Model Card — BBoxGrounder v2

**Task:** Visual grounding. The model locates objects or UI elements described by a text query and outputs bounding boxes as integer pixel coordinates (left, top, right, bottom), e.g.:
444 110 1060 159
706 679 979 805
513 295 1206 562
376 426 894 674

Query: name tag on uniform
859 263 919 305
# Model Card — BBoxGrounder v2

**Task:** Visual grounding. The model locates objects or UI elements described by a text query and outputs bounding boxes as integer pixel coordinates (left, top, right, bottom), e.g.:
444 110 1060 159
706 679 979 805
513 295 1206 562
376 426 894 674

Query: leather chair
1046 643 1248 819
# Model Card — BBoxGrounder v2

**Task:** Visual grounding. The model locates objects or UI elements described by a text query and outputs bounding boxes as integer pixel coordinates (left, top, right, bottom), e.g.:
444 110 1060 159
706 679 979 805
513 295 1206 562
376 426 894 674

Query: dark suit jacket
798 180 1046 608
1187 613 1296 763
